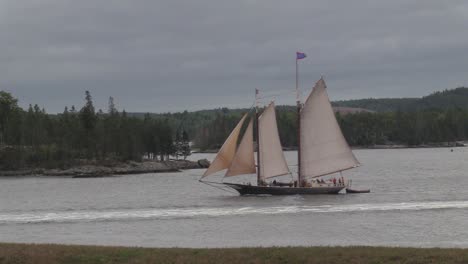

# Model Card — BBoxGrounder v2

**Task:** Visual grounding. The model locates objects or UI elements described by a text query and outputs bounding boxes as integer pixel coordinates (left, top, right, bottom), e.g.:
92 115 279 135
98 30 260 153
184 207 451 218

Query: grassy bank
1 243 468 264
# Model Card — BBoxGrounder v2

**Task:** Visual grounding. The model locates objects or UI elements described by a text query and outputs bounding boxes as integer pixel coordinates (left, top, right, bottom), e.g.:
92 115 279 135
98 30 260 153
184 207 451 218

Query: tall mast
295 51 306 187
296 56 302 187
255 88 261 186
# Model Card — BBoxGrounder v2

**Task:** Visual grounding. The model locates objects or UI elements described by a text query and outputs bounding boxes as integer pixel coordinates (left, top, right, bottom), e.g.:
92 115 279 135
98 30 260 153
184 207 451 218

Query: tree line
333 87 468 112
0 91 190 170
3 87 468 169
193 107 468 150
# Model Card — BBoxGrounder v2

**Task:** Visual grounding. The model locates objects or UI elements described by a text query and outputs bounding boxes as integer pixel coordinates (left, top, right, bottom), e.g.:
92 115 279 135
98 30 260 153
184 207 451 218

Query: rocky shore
0 159 210 177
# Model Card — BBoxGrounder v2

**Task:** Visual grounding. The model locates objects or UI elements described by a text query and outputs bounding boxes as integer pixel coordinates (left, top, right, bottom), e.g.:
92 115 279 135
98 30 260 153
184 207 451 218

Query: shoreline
1 243 468 264
0 159 210 177
193 142 467 153
2 142 465 176
353 142 466 149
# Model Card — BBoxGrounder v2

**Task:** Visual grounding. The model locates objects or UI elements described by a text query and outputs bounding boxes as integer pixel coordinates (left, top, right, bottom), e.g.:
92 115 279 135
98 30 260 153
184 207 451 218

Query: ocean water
1 148 468 248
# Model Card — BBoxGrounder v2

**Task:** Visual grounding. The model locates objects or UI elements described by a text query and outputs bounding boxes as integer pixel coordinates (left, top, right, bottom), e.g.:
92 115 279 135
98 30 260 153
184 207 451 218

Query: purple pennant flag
296 52 306 60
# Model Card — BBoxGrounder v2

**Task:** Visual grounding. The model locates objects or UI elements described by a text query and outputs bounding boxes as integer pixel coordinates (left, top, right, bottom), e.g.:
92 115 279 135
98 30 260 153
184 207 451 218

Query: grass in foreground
1 243 468 264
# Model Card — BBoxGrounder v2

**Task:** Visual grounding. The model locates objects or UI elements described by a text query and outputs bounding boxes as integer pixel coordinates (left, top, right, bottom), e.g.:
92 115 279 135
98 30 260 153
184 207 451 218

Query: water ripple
1 200 467 224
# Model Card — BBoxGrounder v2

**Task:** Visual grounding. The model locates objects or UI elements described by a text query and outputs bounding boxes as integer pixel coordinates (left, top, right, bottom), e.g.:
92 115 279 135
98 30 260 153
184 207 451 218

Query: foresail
225 119 256 177
259 102 290 179
202 113 248 178
300 78 360 178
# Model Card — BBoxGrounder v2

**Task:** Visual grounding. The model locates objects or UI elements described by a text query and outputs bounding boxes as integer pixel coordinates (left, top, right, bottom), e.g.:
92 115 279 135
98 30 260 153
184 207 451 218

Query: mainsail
258 102 290 180
202 113 248 178
299 78 360 178
225 119 256 177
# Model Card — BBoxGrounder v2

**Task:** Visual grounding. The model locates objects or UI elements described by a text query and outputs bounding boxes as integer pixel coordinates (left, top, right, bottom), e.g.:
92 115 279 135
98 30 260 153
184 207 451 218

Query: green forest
1 87 468 170
332 87 468 112
0 91 190 170
183 87 468 150
190 105 468 150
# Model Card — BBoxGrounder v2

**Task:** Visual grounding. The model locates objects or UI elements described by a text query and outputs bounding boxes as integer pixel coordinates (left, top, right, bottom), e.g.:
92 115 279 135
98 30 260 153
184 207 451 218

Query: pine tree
80 91 96 131
174 130 182 159
0 91 19 146
181 130 191 160
79 91 97 158
108 96 117 116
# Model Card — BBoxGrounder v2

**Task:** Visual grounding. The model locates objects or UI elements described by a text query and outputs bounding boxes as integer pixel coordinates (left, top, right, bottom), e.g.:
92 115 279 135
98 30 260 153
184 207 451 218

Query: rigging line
258 90 297 100
221 173 256 181
237 101 256 115
246 101 258 114
199 180 237 194
257 87 296 96
303 165 357 179
263 172 293 179
200 179 226 185
209 183 237 194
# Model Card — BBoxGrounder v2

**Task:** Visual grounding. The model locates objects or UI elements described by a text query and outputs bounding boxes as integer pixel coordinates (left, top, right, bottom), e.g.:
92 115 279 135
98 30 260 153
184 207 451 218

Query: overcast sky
2 0 468 113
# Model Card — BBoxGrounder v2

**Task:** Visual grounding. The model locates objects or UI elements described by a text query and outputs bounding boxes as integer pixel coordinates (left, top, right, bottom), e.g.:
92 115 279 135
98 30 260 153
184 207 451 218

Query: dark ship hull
224 183 345 195
346 188 370 193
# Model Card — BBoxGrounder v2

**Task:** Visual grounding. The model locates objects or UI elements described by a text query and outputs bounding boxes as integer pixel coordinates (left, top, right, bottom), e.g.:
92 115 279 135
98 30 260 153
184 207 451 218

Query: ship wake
1 200 468 224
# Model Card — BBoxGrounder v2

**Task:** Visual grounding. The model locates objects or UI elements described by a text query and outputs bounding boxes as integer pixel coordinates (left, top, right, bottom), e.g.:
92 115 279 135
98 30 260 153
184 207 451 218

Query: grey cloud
1 0 468 113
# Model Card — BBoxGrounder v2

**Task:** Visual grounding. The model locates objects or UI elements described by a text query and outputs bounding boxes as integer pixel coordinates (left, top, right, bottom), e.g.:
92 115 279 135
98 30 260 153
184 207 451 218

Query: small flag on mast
296 52 306 60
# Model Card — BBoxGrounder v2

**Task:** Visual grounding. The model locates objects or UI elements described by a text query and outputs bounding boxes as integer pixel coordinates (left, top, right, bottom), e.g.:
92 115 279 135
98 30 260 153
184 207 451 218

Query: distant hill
332 87 468 112
333 106 374 114
129 87 468 118
129 105 372 120
124 87 468 149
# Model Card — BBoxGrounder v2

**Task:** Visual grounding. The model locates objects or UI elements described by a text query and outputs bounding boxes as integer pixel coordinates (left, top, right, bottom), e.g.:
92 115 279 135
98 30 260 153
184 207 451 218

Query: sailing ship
200 77 361 195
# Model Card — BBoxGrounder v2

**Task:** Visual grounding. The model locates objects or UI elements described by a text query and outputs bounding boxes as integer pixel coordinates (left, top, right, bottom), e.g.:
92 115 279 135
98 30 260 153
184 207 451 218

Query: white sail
225 119 256 177
300 78 360 178
202 113 248 178
258 102 290 180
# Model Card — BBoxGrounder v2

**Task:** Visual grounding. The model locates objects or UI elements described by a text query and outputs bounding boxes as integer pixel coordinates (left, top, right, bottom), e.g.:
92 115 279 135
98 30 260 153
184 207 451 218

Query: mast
255 88 261 186
295 51 306 187
296 54 302 187
297 100 301 187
